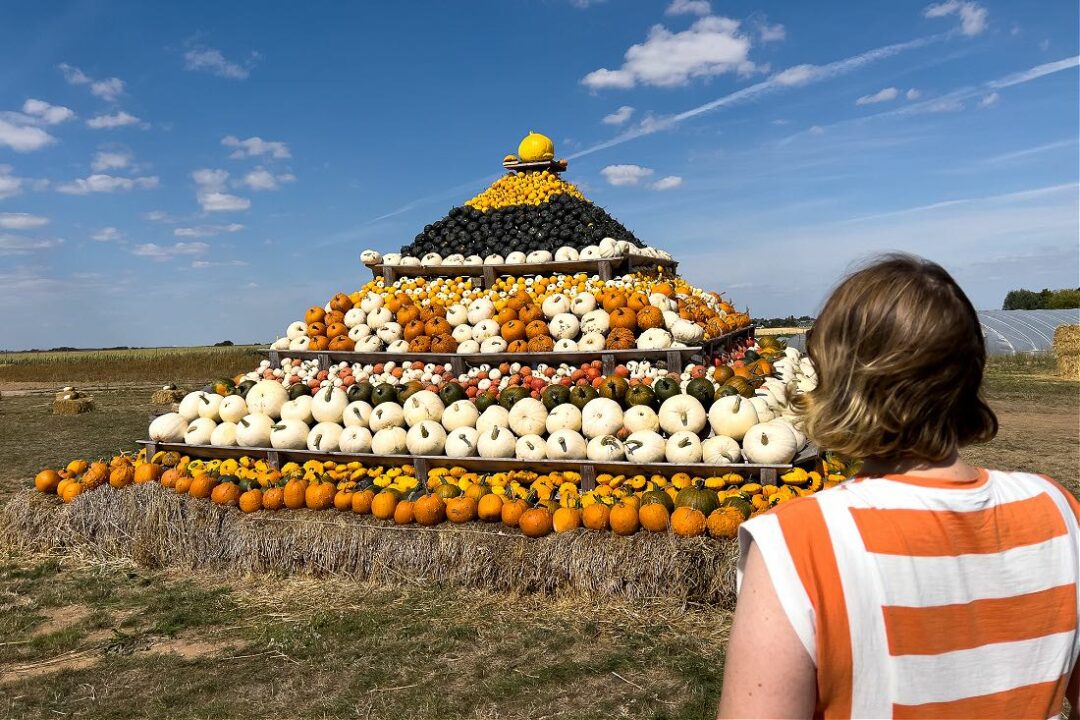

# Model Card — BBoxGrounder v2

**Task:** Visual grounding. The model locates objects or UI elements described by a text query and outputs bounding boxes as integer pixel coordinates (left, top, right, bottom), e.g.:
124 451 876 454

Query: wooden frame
364 254 678 287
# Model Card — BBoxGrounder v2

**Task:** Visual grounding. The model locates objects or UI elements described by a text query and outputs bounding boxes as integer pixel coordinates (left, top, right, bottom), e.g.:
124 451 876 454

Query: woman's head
797 254 997 463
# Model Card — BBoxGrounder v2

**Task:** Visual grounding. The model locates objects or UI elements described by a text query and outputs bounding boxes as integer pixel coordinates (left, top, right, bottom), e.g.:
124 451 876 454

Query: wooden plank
366 255 677 286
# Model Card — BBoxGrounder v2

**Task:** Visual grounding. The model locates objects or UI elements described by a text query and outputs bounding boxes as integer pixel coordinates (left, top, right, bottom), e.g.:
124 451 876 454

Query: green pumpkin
624 384 657 408
541 384 571 411
743 349 760 363
288 383 312 400
714 384 739 400
396 381 424 403
474 390 498 412
499 386 531 410
568 384 598 409
675 480 719 516
439 382 467 406
211 378 235 396
639 489 674 512
347 382 373 403
434 483 462 500
685 378 716 407
370 383 399 406
236 379 256 397
598 375 629 404
721 495 754 521
652 376 682 403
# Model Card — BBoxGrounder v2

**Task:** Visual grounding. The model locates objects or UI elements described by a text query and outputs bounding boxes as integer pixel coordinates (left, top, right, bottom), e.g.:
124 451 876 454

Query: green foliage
751 315 815 328
1002 287 1080 310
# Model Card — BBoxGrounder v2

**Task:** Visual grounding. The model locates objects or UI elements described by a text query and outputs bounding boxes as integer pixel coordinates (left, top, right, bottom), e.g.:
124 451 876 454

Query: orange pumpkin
283 478 308 509
431 334 458 354
627 291 650 312
507 339 528 353
500 320 526 342
414 494 447 526
310 335 331 351
370 489 400 520
328 336 354 351
706 506 743 538
609 503 640 536
305 482 335 510
325 322 348 340
519 508 554 538
672 507 707 537
527 335 554 353
424 317 452 337
173 474 194 494
506 291 530 311
496 307 518 325
329 293 352 313
134 463 162 484
305 306 325 325
653 282 674 298
397 304 421 326
477 493 504 522
445 496 478 523
582 503 610 531
525 319 549 339
608 307 638 332
552 506 581 533
188 473 218 499
601 291 627 313
239 489 263 513
517 304 543 324
351 488 375 514
500 497 528 527
636 306 664 330
605 327 636 350
108 465 135 489
262 486 285 510
393 499 416 524
61 481 85 503
34 469 62 494
409 336 433 353
306 321 327 338
403 319 427 341
210 481 241 506
324 310 345 327
639 503 670 532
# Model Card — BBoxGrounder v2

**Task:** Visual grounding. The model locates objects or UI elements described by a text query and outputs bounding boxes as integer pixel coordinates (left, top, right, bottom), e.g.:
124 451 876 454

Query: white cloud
808 125 826 136
144 210 176 223
86 111 141 129
190 259 248 269
978 92 1000 108
927 97 965 112
91 149 132 171
241 167 278 190
906 88 921 100
193 168 251 211
221 135 290 159
21 99 74 125
174 223 244 238
601 164 654 186
0 212 48 230
0 233 62 255
184 47 254 79
773 64 819 86
602 106 635 125
131 241 209 260
92 226 122 242
923 0 988 36
0 165 23 199
988 56 1079 88
0 119 55 152
58 63 91 85
855 87 899 105
665 0 710 16
90 77 124 102
581 16 755 89
652 176 683 190
56 174 159 194
759 23 786 42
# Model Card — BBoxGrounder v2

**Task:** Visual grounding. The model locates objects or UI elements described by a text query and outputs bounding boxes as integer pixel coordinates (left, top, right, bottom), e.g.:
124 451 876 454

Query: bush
1002 288 1080 310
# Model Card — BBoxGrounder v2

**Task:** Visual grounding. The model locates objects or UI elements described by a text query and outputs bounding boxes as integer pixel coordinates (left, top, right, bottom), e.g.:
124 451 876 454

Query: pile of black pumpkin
400 193 643 258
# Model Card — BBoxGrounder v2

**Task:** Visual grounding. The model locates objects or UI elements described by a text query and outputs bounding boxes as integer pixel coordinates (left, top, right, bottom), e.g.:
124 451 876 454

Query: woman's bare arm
717 540 817 718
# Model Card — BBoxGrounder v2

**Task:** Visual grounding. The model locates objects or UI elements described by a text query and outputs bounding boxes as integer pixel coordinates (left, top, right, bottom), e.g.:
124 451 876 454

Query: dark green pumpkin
674 480 719 516
236 379 256 397
396 381 424 403
370 383 399 406
438 382 467 406
541 384 571 411
639 489 674 512
685 378 716 407
598 375 629 404
714 384 739 400
288 382 312 400
624 384 657 408
474 390 498 412
499 386 531 410
721 495 754 521
568 384 598 409
347 381 373 403
652 376 682 403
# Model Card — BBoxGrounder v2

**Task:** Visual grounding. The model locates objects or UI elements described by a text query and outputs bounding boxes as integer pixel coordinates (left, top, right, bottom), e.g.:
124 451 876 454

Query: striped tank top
738 469 1080 718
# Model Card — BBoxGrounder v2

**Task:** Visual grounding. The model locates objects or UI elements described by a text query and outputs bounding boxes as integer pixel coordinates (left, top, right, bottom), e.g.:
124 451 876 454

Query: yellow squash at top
518 131 555 162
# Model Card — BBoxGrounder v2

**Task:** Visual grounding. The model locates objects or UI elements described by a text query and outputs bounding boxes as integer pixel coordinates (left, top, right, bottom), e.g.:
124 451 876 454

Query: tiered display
35 132 832 539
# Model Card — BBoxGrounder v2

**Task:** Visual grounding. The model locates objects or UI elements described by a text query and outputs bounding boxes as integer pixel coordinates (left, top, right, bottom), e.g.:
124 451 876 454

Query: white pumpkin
476 405 510 436
402 390 444 427
387 340 410 353
184 417 216 446
770 419 807 450
446 304 469 327
443 253 464 266
578 332 606 352
376 322 403 345
580 309 610 335
400 255 421 266
366 306 393 330
671 319 705 344
478 425 516 458
587 435 625 462
355 335 382 352
623 431 666 463
579 245 601 259
662 310 681 329
742 422 798 464
148 412 187 442
269 419 309 449
195 393 224 421
748 396 775 423
360 293 383 313
218 395 247 424
483 253 504 265
467 298 495 324
360 248 382 265
371 427 408 455
246 380 289 419
286 320 307 339
546 403 582 434
421 252 442 267
369 402 405 432
570 293 596 316
445 427 479 457
348 324 371 341
480 337 508 354
598 237 618 257
338 426 373 453
541 293 571 318
658 395 707 435
442 399 479 431
343 400 373 428
280 396 314 423
548 313 580 340
637 328 673 350
509 398 548 437
666 431 703 464
343 308 365 328
382 252 401 266
581 398 624 439
554 338 578 352
622 405 660 434
178 391 206 421
505 251 526 264
311 386 349 423
406 421 447 455
235 414 274 447
702 435 742 464
271 337 291 350
452 324 474 343
210 421 238 447
708 396 760 441
515 434 548 461
457 340 480 354
307 422 343 452
526 250 553 264
555 246 579 262
546 429 587 459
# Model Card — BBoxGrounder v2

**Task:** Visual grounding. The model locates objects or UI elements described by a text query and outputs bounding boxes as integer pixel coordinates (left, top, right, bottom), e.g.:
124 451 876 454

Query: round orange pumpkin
639 503 670 532
601 291 627 313
431 334 458 354
424 317 452 337
305 306 325 325
552 506 581 533
477 493 504 522
262 486 285 510
397 304 421 326
582 503 610 531
519 508 554 538
283 478 308 509
672 507 707 537
409 335 433 353
500 320 526 342
211 481 241 506
310 335 331 351
329 293 352 313
351 488 375 514
500 498 527 527
609 307 638 332
517 304 543 324
306 321 327 338
239 489 263 513
507 339 528 353
370 489 400 520
445 496 478 523
328 336 354 351
305 482 335 510
393 499 416 524
627 291 650 312
403 319 427 341
134 463 162 485
109 465 135 489
527 335 554 353
187 473 217 499
414 494 446 526
525 319 549 339
609 503 640 536
636 306 664 330
34 469 62 494
496 307 518 325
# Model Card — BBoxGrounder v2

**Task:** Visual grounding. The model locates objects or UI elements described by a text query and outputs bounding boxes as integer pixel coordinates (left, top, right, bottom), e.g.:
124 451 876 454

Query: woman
718 255 1079 719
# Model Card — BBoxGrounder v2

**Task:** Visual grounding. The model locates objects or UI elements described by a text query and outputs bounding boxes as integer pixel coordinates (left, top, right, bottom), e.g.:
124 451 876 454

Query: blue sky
0 0 1077 349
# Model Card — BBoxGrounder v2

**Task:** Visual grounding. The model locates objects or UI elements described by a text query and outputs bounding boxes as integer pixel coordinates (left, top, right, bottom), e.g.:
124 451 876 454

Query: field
0 349 1077 719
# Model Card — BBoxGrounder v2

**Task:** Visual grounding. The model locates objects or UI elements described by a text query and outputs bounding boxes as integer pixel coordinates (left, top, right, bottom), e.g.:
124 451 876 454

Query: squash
280 396 314 423
586 435 625 462
218 395 247 424
509 398 548 437
480 337 508 354
414 494 447 526
637 328 673 349
406 421 447 455
671 319 705 344
471 318 500 341
402 390 444 427
685 378 716 408
476 405 511 436
34 469 62 494
672 507 707 537
178 391 206 421
702 435 742 464
478 493 504 521
196 392 224 421
546 429 587 460
675 480 719 516
338 426 373 453
541 293 571 318
553 505 582 533
748 396 775 423
270 419 309 449
652 377 681 403
184 417 216 446
307 422 343 452
545 403 582 434
707 506 744 538
623 431 666 463
665 431 703 464
548 313 580 340
246 380 289 419
442 399 479 431
582 503 610 531
236 414 274 447
639 503 670 532
742 422 798 464
658 395 707 435
581 398 623 439
148 412 187 443
708 396 759 441
518 131 554 162
578 332 606 352
519 507 554 538
343 400 373 428
580 309 610 335
609 503 639 536
623 405 660 433
516 434 548 460
445 304 469 327
570 293 596 316
369 402 405 432
210 421 239 447
371 427 408 455
478 425 516 459
467 298 495 324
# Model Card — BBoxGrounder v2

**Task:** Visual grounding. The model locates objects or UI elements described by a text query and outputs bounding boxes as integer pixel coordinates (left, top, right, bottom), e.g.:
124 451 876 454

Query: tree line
1001 288 1080 310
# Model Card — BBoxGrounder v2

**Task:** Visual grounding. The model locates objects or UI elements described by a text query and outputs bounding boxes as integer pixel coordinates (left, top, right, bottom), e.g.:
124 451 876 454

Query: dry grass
0 345 262 385
52 397 95 415
1055 325 1080 379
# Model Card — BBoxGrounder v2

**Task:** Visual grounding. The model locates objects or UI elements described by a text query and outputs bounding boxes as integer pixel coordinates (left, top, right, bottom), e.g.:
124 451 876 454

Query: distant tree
1047 289 1080 309
1002 288 1080 310
214 340 235 347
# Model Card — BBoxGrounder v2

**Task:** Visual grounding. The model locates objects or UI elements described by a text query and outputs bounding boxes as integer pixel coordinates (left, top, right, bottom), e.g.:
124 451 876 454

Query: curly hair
794 254 998 463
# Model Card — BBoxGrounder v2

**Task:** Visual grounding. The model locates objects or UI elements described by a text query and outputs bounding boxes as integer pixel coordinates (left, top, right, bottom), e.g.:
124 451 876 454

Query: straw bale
1055 324 1080 379
151 388 185 405
52 397 94 415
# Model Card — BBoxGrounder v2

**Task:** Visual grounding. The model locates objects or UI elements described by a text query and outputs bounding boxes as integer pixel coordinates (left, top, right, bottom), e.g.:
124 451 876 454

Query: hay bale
1055 324 1080 379
53 397 94 415
151 388 185 405
0 485 741 608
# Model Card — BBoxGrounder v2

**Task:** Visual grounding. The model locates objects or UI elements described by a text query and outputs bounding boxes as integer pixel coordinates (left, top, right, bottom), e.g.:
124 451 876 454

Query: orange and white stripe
739 469 1080 719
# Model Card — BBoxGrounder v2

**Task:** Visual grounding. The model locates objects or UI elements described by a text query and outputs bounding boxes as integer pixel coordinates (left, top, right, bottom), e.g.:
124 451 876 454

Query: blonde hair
796 254 997 463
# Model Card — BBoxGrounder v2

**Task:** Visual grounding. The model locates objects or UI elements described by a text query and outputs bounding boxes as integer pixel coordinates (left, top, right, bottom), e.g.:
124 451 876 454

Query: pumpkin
519 507 554 538
108 464 135 489
239 488 264 513
403 391 444 427
508 398 547 437
236 414 274 447
501 497 528 527
397 303 421 326
623 431 666 463
34 469 62 494
477 493 504 522
546 429 587 460
541 293 571 318
518 304 543 324
671 319 705 344
666 431 703 464
608 307 637 332
393 498 415 524
601 291 627 313
478 425 516 459
406 421 447 455
581 398 623 439
639 503 670 532
188 473 218 499
246 380 289 418
283 478 309 508
672 507 707 537
571 292 596 316
306 422 342 452
605 327 636 350
518 131 554 162
553 505 582 533
305 306 325 325
445 427 479 457
414 493 447 525
269 420 309 449
586 435 625 462
582 503 610 531
61 482 85 503
546 403 582 434
403 319 426 341
636 306 664 330
218 395 247 424
173 474 194 494
343 401 373 428
369 402 405 432
351 487 376 514
65 459 89 475
371 427 408 455
675 480 719 516
658 395 707 435
424 317 452 337
515 434 548 460
431 334 458 353
702 435 742 465
500 319 526 342
707 506 744 538
371 489 401 519
623 405 659 433
281 397 314 423
184 418 216 446
526 335 554 353
742 422 798 464
708 396 759 441
609 503 640 536
149 412 187 442
445 496 478 523
334 489 355 511
211 481 242 506
178 391 206 420
548 313 580 340
748 396 775 423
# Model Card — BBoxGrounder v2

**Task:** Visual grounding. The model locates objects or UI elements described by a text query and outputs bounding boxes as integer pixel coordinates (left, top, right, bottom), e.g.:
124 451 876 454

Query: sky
0 0 1077 350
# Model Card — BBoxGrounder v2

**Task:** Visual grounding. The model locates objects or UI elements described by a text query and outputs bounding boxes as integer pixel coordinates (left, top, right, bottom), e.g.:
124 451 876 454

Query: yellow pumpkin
518 131 555 162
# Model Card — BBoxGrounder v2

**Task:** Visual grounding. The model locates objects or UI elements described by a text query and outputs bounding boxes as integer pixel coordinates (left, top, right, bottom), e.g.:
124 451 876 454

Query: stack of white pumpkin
148 375 809 467
359 238 673 269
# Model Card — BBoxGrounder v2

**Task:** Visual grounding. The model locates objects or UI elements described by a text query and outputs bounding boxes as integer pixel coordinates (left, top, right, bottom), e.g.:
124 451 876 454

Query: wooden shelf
138 440 819 489
265 325 755 374
501 158 568 174
364 254 678 287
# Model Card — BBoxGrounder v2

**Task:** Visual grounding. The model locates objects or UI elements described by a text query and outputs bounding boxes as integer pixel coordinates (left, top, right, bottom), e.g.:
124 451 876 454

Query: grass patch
0 345 262 385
